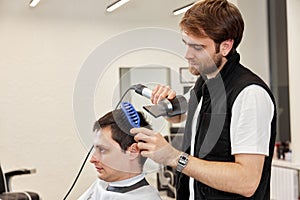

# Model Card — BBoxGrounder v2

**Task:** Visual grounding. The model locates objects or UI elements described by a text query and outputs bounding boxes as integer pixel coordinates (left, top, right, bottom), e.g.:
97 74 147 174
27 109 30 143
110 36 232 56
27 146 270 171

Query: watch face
179 155 188 165
179 160 185 165
177 153 189 172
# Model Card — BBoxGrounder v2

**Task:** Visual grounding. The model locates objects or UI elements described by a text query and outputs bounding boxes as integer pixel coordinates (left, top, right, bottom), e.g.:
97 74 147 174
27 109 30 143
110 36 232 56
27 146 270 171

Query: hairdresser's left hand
131 127 181 167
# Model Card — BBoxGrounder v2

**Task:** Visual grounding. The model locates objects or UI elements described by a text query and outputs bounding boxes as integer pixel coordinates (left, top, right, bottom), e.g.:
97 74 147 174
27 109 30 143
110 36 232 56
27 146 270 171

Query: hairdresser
131 0 277 199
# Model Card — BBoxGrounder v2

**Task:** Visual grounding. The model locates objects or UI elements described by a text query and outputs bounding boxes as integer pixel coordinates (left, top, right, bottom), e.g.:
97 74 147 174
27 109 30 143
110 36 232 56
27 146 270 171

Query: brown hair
93 110 151 165
180 0 244 54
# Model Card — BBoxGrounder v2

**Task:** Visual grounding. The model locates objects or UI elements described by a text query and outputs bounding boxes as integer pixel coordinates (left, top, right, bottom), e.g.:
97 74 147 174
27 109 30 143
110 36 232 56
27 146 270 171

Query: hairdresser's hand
131 127 181 167
151 84 185 123
151 84 176 104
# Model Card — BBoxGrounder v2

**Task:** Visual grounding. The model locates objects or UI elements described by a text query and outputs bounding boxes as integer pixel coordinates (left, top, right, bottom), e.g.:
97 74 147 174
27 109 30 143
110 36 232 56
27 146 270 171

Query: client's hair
93 110 151 165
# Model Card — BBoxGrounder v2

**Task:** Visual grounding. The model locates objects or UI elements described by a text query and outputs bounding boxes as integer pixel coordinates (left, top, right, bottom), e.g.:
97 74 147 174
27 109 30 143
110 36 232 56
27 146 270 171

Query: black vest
176 52 277 200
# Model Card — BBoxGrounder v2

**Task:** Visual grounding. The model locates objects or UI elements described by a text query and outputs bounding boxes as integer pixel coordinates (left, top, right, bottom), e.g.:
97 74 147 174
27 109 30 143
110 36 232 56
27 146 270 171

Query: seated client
78 106 162 200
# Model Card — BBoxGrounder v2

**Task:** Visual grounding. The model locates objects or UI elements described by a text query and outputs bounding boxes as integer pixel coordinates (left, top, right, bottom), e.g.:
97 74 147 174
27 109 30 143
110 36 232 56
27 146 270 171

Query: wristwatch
176 152 189 172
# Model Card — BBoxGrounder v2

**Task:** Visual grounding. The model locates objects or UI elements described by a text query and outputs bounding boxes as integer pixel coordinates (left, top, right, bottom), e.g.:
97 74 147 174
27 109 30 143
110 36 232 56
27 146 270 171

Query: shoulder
77 179 107 200
126 185 162 200
226 67 274 108
236 85 273 103
233 85 274 116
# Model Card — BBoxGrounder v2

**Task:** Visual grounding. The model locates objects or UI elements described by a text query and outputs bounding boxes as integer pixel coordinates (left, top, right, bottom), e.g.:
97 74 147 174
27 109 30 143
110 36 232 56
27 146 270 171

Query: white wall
0 0 270 199
286 0 300 163
237 0 270 85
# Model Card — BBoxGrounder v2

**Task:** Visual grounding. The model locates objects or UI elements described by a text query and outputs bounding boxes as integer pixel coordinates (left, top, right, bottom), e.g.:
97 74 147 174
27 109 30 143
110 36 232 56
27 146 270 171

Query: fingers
131 127 155 137
131 127 180 165
131 127 160 150
151 84 176 104
136 142 154 156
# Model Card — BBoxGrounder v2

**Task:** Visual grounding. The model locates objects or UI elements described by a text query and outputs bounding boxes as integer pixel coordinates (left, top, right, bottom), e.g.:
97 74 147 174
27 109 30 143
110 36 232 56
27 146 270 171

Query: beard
188 53 223 76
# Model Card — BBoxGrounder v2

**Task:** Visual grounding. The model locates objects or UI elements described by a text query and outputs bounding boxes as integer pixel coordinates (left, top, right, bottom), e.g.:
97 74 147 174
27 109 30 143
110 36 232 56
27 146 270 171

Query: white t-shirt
188 84 274 200
230 85 274 155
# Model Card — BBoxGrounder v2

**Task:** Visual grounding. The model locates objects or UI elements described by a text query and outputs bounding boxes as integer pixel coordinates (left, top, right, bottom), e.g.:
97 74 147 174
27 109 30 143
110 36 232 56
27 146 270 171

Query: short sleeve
230 85 274 156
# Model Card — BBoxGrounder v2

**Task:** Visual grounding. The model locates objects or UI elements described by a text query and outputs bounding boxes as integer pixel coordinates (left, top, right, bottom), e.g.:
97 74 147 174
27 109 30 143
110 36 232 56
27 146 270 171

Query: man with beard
130 0 277 199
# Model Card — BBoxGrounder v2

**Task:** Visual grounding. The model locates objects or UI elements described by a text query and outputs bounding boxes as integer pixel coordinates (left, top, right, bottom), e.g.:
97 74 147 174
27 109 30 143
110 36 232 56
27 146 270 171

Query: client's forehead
94 127 120 148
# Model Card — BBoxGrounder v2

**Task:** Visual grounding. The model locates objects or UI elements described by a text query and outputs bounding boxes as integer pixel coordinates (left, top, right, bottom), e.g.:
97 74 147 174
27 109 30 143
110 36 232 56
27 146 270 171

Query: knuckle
153 93 160 99
155 131 160 136
162 85 169 91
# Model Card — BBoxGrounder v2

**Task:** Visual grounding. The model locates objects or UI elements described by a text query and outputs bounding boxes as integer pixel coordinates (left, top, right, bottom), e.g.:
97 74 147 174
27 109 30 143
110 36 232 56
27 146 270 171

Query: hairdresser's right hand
151 84 176 104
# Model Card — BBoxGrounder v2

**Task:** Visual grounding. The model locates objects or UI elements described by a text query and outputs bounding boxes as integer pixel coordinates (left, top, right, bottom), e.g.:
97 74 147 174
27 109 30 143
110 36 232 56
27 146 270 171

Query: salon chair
0 164 40 200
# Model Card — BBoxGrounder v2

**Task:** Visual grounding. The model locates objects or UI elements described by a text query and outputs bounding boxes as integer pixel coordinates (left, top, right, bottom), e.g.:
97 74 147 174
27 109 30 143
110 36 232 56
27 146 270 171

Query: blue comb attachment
120 102 140 128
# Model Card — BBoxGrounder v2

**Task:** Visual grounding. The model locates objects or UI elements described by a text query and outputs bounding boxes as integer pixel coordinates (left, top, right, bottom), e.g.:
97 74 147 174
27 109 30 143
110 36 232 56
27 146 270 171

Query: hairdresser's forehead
181 30 214 47
181 25 208 37
94 127 120 149
182 33 198 45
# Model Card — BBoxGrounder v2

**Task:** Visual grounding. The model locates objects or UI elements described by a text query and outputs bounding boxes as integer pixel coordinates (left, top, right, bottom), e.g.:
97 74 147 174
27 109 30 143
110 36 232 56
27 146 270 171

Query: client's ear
128 143 140 160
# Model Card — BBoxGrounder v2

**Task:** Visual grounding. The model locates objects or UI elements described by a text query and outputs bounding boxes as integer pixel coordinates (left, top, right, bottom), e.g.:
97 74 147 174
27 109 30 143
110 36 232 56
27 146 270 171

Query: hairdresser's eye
193 45 203 51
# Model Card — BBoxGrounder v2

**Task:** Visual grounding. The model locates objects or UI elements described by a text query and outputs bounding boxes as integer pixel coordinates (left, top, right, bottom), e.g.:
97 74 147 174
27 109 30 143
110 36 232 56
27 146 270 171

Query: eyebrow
182 38 204 48
94 144 109 149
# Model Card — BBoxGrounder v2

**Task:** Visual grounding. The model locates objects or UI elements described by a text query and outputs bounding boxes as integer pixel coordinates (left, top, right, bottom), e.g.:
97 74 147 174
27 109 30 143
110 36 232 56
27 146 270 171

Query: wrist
169 150 182 168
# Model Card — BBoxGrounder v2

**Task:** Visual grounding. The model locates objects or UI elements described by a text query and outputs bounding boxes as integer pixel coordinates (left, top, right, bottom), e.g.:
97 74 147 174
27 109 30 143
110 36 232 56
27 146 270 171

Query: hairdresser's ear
128 143 140 160
220 39 234 57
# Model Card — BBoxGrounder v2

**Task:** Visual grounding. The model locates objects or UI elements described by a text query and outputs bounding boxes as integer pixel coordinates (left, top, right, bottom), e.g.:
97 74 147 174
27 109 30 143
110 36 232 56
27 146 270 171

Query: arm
179 154 264 197
131 127 264 197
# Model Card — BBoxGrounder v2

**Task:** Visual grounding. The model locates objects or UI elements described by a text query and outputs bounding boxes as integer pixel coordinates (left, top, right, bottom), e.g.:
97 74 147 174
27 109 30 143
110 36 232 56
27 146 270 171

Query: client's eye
95 145 108 153
99 147 107 153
